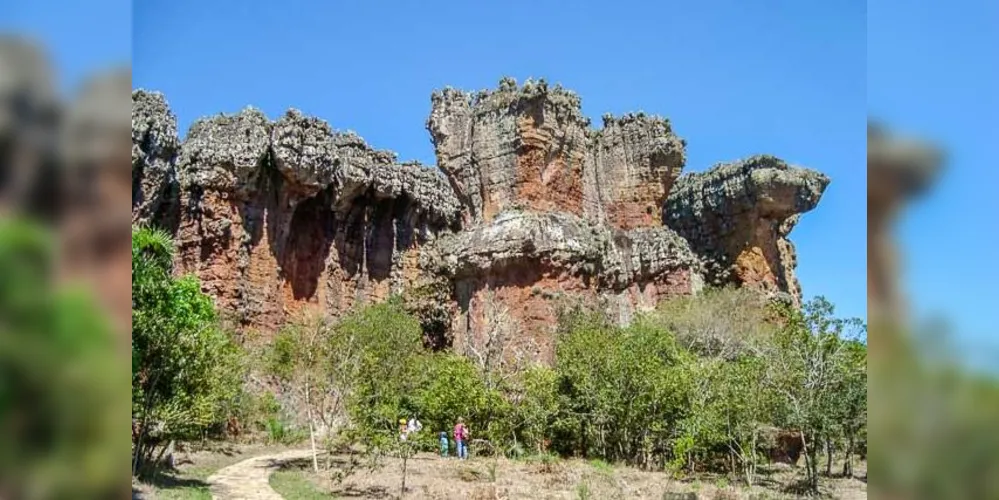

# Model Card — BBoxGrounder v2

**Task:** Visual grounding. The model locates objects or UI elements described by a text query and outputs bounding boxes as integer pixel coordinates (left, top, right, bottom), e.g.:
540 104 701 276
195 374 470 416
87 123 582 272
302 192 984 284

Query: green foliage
218 285 868 494
342 299 426 447
131 226 245 475
264 417 307 445
589 458 613 474
551 313 694 466
413 352 495 441
511 365 560 454
760 297 867 491
320 291 866 492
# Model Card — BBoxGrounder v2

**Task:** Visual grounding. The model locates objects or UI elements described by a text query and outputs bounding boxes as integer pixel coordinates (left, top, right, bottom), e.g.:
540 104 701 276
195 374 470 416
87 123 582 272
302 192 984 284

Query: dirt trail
206 448 313 499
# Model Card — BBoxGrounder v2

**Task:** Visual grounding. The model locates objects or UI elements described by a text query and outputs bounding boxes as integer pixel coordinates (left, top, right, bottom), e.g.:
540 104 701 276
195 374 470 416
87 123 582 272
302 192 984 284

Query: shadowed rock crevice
281 187 336 301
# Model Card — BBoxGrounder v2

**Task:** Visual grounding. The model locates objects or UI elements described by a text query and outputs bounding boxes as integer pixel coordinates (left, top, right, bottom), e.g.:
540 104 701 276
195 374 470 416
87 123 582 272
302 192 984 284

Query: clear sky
869 0 999 363
11 0 868 323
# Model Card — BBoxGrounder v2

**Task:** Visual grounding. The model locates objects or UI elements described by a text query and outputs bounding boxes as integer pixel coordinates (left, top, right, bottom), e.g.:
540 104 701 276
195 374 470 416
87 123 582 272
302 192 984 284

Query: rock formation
131 78 829 362
664 155 829 306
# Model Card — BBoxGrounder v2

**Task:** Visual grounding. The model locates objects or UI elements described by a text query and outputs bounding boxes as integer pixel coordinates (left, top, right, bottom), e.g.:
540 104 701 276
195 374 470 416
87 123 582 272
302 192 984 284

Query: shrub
131 226 245 475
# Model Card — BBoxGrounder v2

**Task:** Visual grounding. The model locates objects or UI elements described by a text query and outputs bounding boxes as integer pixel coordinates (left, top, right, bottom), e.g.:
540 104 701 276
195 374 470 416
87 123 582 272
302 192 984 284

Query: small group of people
439 417 470 460
399 415 470 459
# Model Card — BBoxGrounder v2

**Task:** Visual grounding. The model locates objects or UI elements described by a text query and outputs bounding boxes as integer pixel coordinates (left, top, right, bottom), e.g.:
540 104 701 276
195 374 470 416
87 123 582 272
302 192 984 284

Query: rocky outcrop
427 78 684 230
664 155 829 306
132 90 180 229
1 36 61 216
133 92 461 328
132 78 828 362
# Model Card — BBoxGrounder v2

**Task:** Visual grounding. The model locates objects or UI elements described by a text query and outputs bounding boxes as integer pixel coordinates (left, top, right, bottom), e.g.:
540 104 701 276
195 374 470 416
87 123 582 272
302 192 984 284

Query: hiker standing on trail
454 417 469 460
399 419 408 441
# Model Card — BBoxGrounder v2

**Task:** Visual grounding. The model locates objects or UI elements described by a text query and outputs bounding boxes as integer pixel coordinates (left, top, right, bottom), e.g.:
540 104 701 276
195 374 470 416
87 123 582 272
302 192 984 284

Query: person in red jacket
453 417 469 460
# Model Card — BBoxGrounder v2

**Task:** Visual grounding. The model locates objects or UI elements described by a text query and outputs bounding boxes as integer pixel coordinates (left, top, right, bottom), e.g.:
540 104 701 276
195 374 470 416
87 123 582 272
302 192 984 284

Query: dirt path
206 448 314 499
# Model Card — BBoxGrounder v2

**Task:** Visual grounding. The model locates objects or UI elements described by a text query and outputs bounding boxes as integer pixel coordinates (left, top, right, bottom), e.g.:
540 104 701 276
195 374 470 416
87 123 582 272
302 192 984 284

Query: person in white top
407 417 423 435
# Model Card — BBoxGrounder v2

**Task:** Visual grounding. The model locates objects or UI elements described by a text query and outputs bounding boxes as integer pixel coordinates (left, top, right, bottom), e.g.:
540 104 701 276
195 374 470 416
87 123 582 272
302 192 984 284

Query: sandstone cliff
131 78 828 362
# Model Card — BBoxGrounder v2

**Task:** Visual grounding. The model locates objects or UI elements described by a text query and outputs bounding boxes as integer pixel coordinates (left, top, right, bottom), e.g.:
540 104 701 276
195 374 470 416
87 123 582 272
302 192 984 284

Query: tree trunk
842 434 854 478
825 438 833 477
809 447 819 491
132 394 157 477
305 382 319 473
800 433 818 493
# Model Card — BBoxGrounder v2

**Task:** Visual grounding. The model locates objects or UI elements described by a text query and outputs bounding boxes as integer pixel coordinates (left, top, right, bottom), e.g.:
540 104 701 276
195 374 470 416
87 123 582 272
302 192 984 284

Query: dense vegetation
127 226 871 494
256 291 870 493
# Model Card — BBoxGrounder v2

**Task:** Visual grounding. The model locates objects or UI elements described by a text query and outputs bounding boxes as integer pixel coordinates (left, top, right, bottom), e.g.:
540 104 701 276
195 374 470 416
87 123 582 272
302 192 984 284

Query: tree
340 299 426 496
654 286 773 359
265 313 345 472
763 297 861 493
831 335 867 477
715 356 773 486
131 227 244 476
465 289 532 392
510 365 560 454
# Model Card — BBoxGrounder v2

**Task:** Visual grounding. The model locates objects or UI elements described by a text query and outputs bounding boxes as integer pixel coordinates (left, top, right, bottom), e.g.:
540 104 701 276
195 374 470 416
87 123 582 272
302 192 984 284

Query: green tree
131 226 244 476
413 352 495 443
340 299 426 494
715 355 772 486
763 297 860 493
510 365 560 455
832 336 867 477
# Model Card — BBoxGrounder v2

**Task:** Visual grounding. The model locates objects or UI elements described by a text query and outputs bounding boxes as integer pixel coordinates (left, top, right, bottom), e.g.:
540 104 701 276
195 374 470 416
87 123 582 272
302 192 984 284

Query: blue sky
10 0 868 323
869 0 999 362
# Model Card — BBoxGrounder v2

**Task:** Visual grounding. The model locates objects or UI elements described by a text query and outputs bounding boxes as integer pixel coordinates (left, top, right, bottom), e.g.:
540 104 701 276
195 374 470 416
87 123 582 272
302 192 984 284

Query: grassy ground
273 452 867 500
131 443 294 499
270 469 332 499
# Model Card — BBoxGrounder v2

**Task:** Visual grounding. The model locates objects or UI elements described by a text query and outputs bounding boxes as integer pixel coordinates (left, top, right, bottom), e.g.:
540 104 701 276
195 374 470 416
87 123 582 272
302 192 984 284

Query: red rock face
453 264 591 365
513 113 586 219
132 96 461 334
132 79 827 363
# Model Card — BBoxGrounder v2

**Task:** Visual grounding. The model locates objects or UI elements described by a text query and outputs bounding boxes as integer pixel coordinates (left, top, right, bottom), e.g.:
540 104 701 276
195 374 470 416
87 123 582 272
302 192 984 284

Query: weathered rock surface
427 78 684 230
417 210 702 360
1 36 61 216
132 90 180 228
132 78 828 362
134 92 461 328
664 155 829 306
